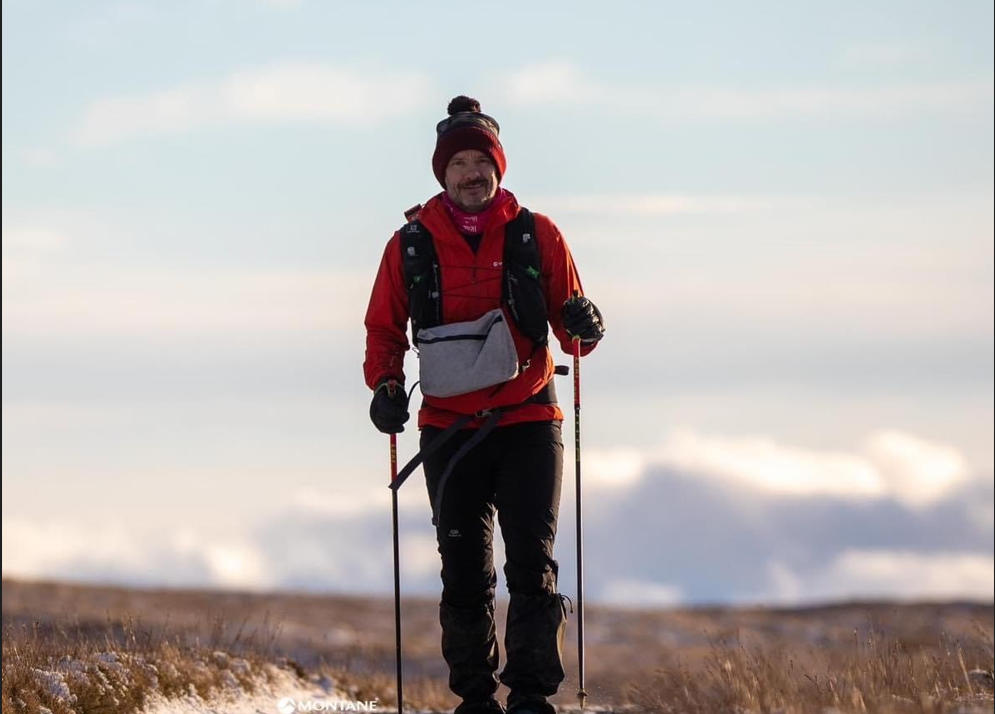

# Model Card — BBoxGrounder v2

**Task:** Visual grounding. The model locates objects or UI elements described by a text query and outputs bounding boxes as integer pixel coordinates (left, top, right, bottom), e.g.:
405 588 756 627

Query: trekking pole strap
389 412 474 491
430 408 504 525
388 380 558 492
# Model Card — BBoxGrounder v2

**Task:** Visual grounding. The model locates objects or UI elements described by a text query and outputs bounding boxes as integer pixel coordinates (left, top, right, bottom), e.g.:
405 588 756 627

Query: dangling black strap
388 380 558 525
389 412 475 491
430 409 504 525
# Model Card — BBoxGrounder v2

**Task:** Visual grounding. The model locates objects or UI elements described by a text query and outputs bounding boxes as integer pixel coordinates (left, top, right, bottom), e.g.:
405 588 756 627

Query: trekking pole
572 292 588 709
387 380 404 714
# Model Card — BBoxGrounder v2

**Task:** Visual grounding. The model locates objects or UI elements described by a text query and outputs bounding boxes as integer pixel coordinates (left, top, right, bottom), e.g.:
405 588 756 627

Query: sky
2 0 993 606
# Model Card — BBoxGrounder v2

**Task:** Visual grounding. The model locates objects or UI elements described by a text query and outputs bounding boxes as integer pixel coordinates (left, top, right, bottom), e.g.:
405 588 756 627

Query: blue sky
2 0 993 605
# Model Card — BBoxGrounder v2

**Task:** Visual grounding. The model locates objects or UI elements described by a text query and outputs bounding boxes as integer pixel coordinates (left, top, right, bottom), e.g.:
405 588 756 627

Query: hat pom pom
447 95 481 115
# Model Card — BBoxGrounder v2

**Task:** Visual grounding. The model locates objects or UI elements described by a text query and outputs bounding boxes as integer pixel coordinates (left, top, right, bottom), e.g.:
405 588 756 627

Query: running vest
399 207 549 349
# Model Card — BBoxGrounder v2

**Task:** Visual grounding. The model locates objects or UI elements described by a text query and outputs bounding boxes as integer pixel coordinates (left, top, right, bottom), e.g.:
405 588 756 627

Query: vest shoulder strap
399 221 442 333
398 206 548 346
503 207 549 346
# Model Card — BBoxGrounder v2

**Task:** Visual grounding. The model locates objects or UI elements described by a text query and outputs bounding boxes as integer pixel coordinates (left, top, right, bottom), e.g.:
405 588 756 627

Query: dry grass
628 623 994 714
0 579 462 713
2 611 287 713
2 578 992 713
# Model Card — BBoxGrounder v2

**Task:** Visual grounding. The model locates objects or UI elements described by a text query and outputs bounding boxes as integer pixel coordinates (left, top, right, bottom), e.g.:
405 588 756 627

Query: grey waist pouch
415 308 519 398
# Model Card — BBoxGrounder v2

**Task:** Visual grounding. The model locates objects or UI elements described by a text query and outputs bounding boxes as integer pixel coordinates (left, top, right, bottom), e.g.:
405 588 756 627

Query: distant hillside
3 578 992 713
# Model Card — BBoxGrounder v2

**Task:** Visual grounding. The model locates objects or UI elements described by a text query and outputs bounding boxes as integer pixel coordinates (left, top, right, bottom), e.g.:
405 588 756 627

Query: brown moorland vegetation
3 578 992 713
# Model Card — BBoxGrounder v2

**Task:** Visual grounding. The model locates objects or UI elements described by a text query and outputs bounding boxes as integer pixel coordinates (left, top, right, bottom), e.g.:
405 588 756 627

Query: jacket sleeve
363 233 410 389
537 214 599 357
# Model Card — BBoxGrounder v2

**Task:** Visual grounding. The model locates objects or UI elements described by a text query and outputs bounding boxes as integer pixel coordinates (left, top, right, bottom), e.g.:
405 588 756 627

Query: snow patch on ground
140 662 355 714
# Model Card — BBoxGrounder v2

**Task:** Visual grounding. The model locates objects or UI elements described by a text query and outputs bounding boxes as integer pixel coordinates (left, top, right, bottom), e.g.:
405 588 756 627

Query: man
364 96 605 714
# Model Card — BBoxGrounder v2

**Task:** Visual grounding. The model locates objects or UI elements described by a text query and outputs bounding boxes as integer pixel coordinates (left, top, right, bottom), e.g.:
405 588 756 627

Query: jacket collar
419 189 519 245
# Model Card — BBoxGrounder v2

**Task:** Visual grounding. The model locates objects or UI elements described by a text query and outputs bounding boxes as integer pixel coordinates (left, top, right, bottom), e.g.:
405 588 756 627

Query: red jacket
364 190 596 430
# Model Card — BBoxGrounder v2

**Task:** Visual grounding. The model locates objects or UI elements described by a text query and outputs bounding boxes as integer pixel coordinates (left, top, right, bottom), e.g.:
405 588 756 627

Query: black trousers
421 420 568 703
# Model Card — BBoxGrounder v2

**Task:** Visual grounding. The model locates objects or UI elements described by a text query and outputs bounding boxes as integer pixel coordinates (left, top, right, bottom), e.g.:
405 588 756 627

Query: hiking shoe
455 698 505 714
506 697 556 714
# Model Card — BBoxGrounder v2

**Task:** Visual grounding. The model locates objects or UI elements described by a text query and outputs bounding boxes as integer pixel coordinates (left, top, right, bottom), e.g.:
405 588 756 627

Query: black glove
562 296 605 344
370 378 409 434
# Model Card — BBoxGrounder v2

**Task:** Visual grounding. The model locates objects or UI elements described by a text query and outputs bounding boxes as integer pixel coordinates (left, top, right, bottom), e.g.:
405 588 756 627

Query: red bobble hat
432 96 507 187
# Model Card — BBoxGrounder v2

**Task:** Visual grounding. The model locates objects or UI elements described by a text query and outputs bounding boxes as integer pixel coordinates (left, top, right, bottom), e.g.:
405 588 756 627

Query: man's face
444 149 499 212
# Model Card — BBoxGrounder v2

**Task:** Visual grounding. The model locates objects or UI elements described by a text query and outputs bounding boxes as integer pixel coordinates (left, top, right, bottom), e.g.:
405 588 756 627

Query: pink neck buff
442 188 508 235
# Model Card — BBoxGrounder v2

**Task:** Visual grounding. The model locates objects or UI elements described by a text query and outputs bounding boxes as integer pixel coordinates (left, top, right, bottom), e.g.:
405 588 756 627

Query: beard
453 180 496 211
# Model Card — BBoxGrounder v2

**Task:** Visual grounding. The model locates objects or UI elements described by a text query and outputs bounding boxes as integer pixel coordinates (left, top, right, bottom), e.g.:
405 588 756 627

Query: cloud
2 265 370 339
580 429 974 509
74 62 434 147
601 579 684 608
653 430 885 499
499 61 598 105
19 147 61 169
574 439 992 603
1 222 67 287
401 533 443 580
555 189 993 344
494 60 993 120
648 429 971 509
2 210 119 287
770 550 995 602
863 431 970 508
2 223 67 254
837 43 916 68
171 528 273 590
531 194 776 216
2 211 373 341
583 448 645 490
289 488 402 518
3 430 990 605
1 519 273 590
249 489 440 593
